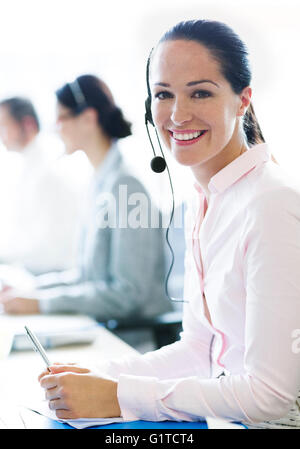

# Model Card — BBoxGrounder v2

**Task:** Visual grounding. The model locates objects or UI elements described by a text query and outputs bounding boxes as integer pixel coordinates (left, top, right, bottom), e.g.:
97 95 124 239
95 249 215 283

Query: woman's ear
237 86 252 117
82 107 98 125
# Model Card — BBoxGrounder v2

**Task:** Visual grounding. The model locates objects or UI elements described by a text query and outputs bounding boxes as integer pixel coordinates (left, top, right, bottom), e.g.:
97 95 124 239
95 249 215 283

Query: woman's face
150 39 250 168
56 103 84 154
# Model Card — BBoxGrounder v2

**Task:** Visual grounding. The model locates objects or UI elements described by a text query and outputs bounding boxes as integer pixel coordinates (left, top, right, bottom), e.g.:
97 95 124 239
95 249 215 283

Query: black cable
147 119 218 373
153 127 188 304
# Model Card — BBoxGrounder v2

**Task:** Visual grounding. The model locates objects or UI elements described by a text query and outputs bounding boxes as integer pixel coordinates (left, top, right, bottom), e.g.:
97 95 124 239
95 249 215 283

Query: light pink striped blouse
104 143 300 425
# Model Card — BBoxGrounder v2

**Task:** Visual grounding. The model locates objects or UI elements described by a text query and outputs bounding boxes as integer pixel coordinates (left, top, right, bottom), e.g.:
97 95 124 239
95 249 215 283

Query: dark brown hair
56 74 131 139
154 20 265 145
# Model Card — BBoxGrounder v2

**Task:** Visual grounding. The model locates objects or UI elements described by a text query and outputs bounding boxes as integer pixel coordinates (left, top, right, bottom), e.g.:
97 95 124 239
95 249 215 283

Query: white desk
0 325 138 424
0 325 246 430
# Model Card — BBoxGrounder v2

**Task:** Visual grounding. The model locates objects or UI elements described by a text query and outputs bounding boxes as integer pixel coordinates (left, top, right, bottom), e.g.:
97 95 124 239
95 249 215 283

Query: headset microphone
145 101 166 173
144 67 187 304
145 53 213 361
150 156 166 173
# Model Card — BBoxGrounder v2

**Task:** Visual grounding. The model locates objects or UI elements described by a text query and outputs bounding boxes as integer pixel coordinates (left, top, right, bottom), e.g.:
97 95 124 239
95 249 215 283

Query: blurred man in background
0 97 84 276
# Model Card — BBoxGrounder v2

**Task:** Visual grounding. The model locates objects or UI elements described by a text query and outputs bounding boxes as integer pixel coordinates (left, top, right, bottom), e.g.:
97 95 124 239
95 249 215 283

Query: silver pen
24 325 52 371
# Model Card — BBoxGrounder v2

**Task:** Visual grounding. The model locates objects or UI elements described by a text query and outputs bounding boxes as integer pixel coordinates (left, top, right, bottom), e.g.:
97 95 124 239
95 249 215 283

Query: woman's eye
192 90 212 99
154 91 173 100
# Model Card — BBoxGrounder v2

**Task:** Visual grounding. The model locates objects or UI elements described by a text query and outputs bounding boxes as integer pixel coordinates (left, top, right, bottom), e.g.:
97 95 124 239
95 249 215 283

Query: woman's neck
192 136 248 202
84 131 112 170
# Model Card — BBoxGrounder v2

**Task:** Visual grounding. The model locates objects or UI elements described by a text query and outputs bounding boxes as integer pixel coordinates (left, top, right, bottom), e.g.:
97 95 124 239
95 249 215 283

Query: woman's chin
65 146 78 155
172 149 204 167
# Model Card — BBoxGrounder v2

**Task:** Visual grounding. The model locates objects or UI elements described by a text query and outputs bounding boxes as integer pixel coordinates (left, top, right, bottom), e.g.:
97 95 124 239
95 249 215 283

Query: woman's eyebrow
153 80 220 88
187 80 220 88
153 82 170 87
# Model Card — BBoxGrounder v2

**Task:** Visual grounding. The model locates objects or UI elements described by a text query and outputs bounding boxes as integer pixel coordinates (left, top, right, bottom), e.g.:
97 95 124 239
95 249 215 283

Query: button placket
192 190 226 369
192 192 206 309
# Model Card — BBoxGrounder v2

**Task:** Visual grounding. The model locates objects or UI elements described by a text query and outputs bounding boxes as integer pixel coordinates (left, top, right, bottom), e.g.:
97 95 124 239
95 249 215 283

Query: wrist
35 299 41 314
110 380 121 417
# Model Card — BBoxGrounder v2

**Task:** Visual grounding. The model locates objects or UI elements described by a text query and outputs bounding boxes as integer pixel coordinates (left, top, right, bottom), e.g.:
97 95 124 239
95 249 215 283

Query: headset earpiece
145 65 165 173
145 97 154 126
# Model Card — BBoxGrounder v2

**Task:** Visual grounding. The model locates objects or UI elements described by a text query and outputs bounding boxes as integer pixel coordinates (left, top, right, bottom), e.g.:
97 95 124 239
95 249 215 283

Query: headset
145 53 167 173
146 51 218 373
68 79 87 107
145 52 187 304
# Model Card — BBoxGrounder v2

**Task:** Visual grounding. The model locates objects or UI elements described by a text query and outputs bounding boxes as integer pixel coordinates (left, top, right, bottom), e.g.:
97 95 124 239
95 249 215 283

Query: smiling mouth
169 130 208 145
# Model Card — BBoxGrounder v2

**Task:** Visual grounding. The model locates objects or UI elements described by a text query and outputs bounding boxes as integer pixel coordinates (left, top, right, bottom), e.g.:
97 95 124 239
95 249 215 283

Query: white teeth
173 131 204 141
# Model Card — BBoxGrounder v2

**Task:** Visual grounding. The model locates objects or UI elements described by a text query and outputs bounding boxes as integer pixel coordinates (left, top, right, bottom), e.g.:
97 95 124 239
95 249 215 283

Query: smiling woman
148 22 263 193
152 19 265 142
38 19 300 429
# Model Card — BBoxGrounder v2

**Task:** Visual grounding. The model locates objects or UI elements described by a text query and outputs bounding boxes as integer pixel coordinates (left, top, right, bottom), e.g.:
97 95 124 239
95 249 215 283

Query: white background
0 0 299 208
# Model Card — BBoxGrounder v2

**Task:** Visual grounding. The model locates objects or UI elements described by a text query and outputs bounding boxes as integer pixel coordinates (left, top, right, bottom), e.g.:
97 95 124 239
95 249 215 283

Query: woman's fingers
38 362 78 382
48 364 90 374
45 386 60 401
40 374 59 390
48 398 67 411
40 366 91 392
48 397 78 420
38 369 49 382
55 409 77 420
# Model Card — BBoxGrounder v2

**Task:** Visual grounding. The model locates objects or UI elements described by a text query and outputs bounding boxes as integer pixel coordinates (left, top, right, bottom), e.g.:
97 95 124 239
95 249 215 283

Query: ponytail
56 74 132 140
102 106 132 139
243 103 265 146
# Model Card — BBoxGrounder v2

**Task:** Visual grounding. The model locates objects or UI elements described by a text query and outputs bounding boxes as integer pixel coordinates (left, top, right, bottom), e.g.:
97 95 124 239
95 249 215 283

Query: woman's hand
0 288 40 314
39 364 121 420
38 363 89 382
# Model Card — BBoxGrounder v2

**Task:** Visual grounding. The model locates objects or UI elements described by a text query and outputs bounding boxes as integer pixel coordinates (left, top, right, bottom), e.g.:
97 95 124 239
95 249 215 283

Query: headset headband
145 49 154 126
69 79 87 107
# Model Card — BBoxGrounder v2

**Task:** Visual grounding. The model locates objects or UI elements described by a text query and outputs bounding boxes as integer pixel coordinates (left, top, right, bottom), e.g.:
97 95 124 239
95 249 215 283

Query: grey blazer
36 143 172 321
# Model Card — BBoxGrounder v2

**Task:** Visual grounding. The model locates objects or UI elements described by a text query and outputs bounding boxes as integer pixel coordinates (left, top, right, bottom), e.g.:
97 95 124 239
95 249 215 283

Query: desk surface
0 323 138 427
0 324 207 429
0 321 243 430
19 408 208 429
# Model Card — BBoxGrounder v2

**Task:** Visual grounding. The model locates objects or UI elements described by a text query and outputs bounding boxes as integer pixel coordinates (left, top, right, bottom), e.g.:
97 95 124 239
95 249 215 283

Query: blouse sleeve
114 187 300 424
103 215 215 381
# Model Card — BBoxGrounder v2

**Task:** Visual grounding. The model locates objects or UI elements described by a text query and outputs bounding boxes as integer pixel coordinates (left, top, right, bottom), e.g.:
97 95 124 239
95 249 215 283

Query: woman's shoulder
97 152 149 196
111 169 149 196
241 161 300 223
240 160 300 208
101 163 155 214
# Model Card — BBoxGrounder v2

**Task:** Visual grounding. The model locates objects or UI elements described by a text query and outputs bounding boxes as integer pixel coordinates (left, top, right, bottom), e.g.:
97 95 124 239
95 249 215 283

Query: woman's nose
170 99 193 126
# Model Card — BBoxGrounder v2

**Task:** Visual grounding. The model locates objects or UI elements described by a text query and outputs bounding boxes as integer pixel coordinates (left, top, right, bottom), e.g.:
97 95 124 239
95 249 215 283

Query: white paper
26 400 245 429
25 399 124 429
206 417 245 429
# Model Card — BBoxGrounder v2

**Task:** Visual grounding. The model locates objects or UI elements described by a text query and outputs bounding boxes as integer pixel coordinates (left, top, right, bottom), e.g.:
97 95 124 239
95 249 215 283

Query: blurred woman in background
0 74 171 324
